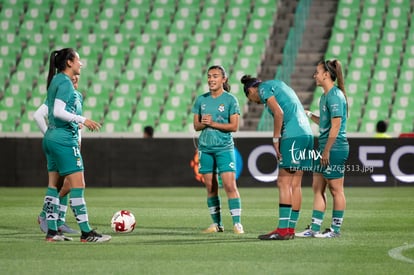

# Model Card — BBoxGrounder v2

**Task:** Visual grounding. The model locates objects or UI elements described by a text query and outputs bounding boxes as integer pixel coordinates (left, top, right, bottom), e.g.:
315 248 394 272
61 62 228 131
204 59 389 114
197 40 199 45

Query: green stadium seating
0 95 23 131
16 0 414 135
325 30 354 62
312 0 407 134
389 91 414 133
102 96 134 133
83 95 107 123
157 95 191 133
346 113 359 132
15 109 38 133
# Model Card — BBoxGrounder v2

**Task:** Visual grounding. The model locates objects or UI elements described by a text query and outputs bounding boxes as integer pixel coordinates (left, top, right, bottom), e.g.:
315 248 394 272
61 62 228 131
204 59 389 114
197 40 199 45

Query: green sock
288 210 300 230
207 196 222 226
39 210 46 219
39 198 47 219
278 204 292 229
310 210 325 232
57 194 69 228
228 198 242 225
70 188 92 233
331 210 344 233
45 187 59 231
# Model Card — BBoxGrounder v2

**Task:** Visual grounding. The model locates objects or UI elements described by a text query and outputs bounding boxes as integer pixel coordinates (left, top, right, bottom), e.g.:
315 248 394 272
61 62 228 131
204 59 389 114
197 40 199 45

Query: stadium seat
102 97 133 133
332 0 360 37
170 8 197 35
83 96 107 123
158 96 190 133
0 0 273 133
0 95 23 131
392 93 413 119
346 110 360 132
132 94 163 127
15 110 37 133
347 94 363 124
388 91 414 133
363 94 392 125
325 39 351 63
359 120 378 134
388 118 413 133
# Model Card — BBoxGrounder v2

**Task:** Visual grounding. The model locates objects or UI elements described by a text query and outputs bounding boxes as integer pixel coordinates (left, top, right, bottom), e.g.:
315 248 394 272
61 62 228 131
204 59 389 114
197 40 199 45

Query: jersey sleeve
191 96 201 115
229 95 240 115
55 79 74 103
258 82 274 104
327 91 346 118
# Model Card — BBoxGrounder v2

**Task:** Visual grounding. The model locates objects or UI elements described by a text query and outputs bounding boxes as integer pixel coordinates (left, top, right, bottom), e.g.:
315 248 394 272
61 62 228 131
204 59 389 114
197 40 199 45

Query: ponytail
47 50 58 89
324 59 348 117
46 48 77 89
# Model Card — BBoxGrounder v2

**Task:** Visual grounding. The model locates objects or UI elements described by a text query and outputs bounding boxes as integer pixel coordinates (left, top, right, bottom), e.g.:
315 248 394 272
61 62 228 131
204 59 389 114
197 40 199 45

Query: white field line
388 243 414 264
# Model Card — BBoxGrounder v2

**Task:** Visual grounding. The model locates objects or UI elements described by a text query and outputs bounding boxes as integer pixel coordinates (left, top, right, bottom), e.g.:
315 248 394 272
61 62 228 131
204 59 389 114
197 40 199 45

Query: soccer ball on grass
111 210 136 233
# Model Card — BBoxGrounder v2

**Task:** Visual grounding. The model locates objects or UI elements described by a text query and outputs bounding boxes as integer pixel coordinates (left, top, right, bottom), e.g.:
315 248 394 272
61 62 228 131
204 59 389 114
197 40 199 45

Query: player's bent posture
34 75 82 237
192 65 244 234
241 75 313 240
41 48 110 242
296 59 349 238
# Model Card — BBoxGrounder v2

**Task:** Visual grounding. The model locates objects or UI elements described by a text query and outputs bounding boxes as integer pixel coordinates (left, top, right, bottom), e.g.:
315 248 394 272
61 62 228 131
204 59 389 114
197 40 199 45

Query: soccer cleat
202 223 224 233
258 229 290 240
233 223 244 234
61 235 74 241
38 216 48 233
57 231 74 241
80 230 111 243
295 225 316 238
45 234 67 242
313 228 340 238
58 223 79 234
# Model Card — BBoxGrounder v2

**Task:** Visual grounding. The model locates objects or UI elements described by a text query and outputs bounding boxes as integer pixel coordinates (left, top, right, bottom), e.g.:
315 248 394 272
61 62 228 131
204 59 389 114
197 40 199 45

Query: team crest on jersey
218 104 225 112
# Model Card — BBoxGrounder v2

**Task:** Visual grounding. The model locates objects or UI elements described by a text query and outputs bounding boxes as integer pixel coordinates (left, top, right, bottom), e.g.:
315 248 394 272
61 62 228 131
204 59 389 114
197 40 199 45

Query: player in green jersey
241 75 314 240
192 65 244 234
34 75 82 236
41 48 110 242
296 59 349 238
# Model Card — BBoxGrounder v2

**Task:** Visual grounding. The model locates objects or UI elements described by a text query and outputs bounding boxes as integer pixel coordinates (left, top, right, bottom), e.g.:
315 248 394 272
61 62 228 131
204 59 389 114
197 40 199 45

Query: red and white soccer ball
111 210 136 233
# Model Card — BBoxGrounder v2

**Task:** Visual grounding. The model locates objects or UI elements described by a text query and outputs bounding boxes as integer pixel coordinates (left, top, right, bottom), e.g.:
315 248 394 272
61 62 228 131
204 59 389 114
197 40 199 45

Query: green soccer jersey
318 85 348 150
46 73 83 142
192 91 240 153
258 80 313 137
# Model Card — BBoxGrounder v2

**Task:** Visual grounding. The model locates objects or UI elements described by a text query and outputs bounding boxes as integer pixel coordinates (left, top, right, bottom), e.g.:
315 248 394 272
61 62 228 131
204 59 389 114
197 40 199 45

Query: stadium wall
1 138 413 187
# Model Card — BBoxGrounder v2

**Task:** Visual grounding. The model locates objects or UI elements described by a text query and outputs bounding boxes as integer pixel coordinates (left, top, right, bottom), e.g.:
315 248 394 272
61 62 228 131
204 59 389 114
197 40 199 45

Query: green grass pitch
0 187 413 275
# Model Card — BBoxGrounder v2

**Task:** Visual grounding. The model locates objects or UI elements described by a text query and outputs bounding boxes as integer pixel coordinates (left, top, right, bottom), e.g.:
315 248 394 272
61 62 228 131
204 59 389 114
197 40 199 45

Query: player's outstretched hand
84 119 101 132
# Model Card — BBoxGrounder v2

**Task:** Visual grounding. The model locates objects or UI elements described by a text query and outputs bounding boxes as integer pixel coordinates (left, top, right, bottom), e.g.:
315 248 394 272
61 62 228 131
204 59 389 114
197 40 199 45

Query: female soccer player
42 48 110 242
296 59 349 238
192 65 244 234
240 75 314 240
34 75 82 236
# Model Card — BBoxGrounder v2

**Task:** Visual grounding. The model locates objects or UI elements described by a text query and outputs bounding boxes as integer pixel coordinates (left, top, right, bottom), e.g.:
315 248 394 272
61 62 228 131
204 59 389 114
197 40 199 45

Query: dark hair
376 120 388 133
144 125 154 137
240 74 261 97
47 48 77 89
207 65 231 92
320 59 348 116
